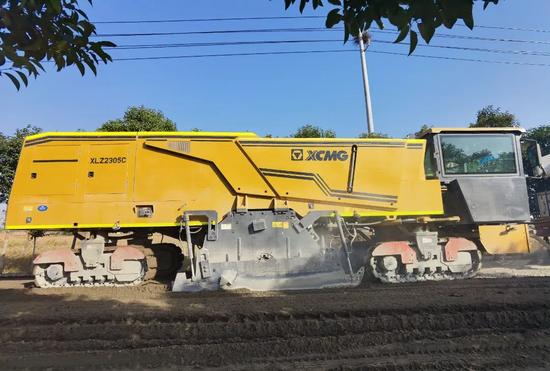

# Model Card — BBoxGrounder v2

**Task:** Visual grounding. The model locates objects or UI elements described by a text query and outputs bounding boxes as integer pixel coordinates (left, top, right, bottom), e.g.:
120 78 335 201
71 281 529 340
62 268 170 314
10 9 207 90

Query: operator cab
418 128 535 224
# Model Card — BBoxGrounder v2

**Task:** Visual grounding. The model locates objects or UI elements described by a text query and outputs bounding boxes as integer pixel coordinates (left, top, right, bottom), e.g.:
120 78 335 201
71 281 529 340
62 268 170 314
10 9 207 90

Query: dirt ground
1 232 550 369
0 276 549 370
0 231 72 275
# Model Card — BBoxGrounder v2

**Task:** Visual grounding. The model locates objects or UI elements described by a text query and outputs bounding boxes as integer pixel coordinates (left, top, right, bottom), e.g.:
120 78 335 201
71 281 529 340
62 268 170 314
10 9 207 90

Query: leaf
5 73 20 90
418 22 435 43
483 0 499 10
82 55 97 75
463 12 474 30
15 71 28 86
387 7 409 28
79 20 95 36
325 8 342 28
76 9 89 20
327 0 341 5
452 0 474 29
408 30 418 55
97 41 117 48
75 60 85 75
25 61 38 76
299 0 306 13
394 24 410 43
439 0 458 28
34 60 45 72
312 0 323 9
47 0 62 13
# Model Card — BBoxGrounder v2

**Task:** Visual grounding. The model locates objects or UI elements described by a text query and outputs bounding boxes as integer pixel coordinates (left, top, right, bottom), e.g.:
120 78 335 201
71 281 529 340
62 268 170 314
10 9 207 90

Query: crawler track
0 277 549 369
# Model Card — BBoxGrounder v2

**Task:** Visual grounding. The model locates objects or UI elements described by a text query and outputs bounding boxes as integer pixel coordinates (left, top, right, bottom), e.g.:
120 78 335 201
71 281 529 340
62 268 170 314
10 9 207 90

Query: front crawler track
367 239 482 284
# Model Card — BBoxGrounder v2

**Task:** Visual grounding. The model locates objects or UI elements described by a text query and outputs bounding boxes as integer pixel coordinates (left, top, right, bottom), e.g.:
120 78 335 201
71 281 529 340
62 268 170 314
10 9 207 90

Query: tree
98 106 177 132
358 132 389 138
292 124 336 138
440 142 466 173
415 124 432 138
285 0 499 54
525 125 550 156
0 125 42 202
0 0 114 89
469 105 519 128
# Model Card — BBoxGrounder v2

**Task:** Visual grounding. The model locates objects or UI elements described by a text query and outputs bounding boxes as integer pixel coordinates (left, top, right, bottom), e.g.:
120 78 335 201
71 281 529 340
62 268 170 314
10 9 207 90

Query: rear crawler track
33 242 182 288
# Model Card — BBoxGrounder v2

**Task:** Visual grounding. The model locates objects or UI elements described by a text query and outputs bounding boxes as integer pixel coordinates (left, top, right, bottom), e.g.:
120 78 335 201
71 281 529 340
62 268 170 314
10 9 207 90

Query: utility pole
358 30 375 135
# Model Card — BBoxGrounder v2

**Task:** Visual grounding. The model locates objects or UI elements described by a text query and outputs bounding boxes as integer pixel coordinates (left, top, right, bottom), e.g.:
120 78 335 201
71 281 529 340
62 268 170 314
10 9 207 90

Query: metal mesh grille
167 141 190 153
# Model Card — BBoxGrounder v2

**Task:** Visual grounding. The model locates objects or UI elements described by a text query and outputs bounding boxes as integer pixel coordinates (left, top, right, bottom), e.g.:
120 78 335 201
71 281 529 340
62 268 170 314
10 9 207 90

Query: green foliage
0 125 42 202
358 132 389 138
292 124 336 138
415 124 432 137
525 125 550 156
284 0 499 53
0 0 115 89
469 105 519 128
98 106 177 132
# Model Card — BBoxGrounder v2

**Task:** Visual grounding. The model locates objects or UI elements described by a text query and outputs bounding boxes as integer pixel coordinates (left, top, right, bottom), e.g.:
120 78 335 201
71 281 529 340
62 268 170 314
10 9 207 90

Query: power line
112 39 339 50
109 48 550 68
95 27 550 47
93 15 550 34
109 38 550 58
473 24 550 34
371 50 550 67
95 27 327 37
94 16 324 24
373 29 550 46
112 49 354 61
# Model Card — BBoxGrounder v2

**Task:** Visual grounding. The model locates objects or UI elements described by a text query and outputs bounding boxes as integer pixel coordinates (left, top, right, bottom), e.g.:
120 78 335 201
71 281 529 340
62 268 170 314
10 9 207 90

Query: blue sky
2 0 550 138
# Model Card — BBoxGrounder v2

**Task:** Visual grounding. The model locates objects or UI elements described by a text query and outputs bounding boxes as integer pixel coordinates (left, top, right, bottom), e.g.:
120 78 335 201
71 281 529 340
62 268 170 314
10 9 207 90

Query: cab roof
417 127 525 138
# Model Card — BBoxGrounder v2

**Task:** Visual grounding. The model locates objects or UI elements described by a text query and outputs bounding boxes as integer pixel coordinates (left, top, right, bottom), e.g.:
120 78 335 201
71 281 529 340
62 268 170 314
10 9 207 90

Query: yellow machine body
5 130 534 290
5 132 443 230
478 224 531 255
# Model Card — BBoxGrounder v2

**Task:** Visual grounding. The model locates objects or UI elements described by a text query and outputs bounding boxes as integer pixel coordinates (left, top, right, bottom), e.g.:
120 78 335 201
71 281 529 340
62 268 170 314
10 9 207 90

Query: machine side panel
7 133 444 230
240 139 443 216
142 139 274 197
6 138 138 229
444 177 531 223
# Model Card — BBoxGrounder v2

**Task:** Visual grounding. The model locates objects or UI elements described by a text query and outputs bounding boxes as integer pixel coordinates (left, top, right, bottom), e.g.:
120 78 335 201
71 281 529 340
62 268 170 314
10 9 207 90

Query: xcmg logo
291 149 349 161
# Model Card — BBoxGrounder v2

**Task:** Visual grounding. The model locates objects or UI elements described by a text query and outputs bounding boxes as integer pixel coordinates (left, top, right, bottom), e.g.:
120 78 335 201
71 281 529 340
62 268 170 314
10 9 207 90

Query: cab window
440 134 517 175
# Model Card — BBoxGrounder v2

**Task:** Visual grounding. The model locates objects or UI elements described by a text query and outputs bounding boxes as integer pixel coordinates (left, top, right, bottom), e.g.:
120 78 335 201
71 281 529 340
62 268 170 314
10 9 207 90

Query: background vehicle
533 153 550 242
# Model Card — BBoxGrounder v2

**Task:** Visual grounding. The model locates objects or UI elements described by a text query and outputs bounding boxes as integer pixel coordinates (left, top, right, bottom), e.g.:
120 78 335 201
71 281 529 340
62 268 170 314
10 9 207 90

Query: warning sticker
272 221 289 229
